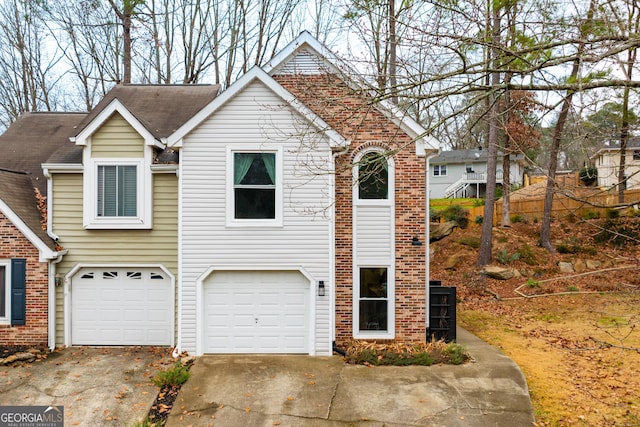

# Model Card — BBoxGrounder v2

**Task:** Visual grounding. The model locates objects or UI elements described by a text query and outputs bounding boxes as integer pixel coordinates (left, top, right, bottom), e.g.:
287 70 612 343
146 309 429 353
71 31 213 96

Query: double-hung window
97 165 137 217
84 159 149 229
433 164 447 176
358 267 388 332
229 149 282 226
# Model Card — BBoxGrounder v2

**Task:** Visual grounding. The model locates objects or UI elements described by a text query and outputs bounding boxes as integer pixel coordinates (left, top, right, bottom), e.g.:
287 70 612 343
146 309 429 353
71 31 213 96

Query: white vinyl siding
273 49 329 75
180 80 334 355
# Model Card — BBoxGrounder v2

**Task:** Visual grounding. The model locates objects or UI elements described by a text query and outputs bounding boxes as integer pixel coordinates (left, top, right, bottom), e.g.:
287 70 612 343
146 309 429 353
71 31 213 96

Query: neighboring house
430 148 527 199
0 113 84 348
9 31 438 355
591 137 640 190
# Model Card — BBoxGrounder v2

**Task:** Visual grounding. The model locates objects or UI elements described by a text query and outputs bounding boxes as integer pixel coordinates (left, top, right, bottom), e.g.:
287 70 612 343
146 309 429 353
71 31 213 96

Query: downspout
175 159 183 357
43 166 66 350
48 250 67 351
331 144 350 355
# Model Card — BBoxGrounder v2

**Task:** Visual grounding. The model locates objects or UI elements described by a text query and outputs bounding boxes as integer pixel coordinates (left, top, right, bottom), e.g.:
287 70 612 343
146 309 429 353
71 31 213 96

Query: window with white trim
433 164 447 176
358 152 389 200
633 150 640 161
84 158 150 229
97 165 137 217
228 148 282 226
234 152 276 219
358 267 389 333
0 263 7 322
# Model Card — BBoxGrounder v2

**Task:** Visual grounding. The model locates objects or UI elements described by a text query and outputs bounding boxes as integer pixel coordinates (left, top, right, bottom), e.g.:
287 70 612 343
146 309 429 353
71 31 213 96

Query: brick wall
0 211 49 348
275 74 427 345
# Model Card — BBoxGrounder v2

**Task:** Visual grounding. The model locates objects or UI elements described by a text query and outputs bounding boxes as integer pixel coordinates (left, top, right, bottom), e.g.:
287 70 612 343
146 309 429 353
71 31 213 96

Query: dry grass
459 293 640 426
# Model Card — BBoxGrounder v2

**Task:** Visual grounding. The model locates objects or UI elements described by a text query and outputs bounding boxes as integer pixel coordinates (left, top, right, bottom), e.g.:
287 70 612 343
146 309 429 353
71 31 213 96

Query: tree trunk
477 6 501 267
618 50 635 203
501 152 511 227
389 0 398 105
540 0 595 251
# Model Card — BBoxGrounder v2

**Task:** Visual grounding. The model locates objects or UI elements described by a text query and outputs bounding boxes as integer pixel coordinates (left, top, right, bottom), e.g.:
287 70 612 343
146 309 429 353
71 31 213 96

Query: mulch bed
146 384 182 426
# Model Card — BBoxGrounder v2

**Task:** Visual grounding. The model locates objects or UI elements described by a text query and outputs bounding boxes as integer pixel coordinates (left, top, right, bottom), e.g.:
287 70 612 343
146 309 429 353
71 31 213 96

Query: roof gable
74 84 220 144
166 67 348 148
265 31 439 156
0 168 58 260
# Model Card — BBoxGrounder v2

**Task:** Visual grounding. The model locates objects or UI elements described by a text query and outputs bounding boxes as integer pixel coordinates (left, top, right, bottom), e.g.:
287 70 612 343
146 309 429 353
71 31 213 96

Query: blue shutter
11 258 26 326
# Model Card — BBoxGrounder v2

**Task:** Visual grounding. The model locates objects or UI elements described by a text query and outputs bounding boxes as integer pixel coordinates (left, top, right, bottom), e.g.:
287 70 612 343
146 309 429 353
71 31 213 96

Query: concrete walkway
167 327 535 426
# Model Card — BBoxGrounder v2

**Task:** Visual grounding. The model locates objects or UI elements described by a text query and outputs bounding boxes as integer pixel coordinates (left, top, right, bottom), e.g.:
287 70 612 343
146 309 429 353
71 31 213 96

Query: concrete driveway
167 328 535 427
0 346 174 426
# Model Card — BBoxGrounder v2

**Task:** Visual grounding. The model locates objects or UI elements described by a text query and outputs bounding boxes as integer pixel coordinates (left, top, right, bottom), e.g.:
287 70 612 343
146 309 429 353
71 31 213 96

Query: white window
84 159 151 229
227 148 282 226
433 164 447 176
358 152 389 200
357 267 389 333
0 262 8 324
97 165 137 217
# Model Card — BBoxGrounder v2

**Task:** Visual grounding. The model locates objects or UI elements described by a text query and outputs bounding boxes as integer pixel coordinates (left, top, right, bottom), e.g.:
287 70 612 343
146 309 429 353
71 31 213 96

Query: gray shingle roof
0 168 56 251
0 112 86 195
432 149 488 163
75 84 221 139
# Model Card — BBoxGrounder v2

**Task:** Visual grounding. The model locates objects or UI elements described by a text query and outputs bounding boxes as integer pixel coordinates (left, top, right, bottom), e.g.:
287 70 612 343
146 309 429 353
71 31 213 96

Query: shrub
510 214 525 223
475 215 483 225
153 362 191 388
582 210 600 220
443 343 468 365
594 219 639 246
518 243 538 266
441 205 469 229
579 166 598 186
526 278 540 288
606 208 620 219
567 285 579 292
556 243 579 254
472 198 485 207
496 248 520 265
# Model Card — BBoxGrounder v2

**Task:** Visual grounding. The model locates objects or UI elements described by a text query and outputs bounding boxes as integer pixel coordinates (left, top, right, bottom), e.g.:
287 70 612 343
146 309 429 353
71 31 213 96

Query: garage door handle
255 318 258 324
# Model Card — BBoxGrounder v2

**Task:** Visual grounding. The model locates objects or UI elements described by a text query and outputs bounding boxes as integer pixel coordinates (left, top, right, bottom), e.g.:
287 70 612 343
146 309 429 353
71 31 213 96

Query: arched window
358 151 388 200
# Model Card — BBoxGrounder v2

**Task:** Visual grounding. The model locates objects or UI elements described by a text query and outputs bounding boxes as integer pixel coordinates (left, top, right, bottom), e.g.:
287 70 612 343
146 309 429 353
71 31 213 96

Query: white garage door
203 270 309 353
71 268 173 345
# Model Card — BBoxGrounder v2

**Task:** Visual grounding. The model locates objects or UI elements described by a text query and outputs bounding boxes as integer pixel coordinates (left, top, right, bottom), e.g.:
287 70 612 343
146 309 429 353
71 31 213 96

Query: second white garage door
71 268 173 346
203 270 309 353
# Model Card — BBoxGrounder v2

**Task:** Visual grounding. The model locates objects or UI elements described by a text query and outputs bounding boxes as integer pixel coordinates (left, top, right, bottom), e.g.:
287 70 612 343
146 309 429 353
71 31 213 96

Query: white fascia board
167 67 349 149
72 98 162 148
41 164 83 173
0 199 58 262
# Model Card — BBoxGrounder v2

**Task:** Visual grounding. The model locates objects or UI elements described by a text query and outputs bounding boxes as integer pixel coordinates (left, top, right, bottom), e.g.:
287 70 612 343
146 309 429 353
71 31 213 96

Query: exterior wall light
318 281 326 297
412 236 423 246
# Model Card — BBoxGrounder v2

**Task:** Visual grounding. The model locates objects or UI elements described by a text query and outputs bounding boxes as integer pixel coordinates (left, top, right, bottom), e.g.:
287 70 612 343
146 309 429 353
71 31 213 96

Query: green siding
91 113 144 158
53 173 178 345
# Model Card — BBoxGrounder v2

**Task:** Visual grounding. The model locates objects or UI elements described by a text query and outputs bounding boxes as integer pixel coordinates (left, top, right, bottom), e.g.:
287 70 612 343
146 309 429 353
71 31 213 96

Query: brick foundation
276 74 427 346
0 211 49 348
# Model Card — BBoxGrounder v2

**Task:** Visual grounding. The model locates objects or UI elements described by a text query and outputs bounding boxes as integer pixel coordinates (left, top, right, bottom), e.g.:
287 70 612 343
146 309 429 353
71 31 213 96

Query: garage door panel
72 268 172 346
204 271 309 353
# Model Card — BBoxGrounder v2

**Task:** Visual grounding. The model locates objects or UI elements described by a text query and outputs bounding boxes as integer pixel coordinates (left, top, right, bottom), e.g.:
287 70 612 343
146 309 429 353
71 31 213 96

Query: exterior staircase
444 171 503 198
